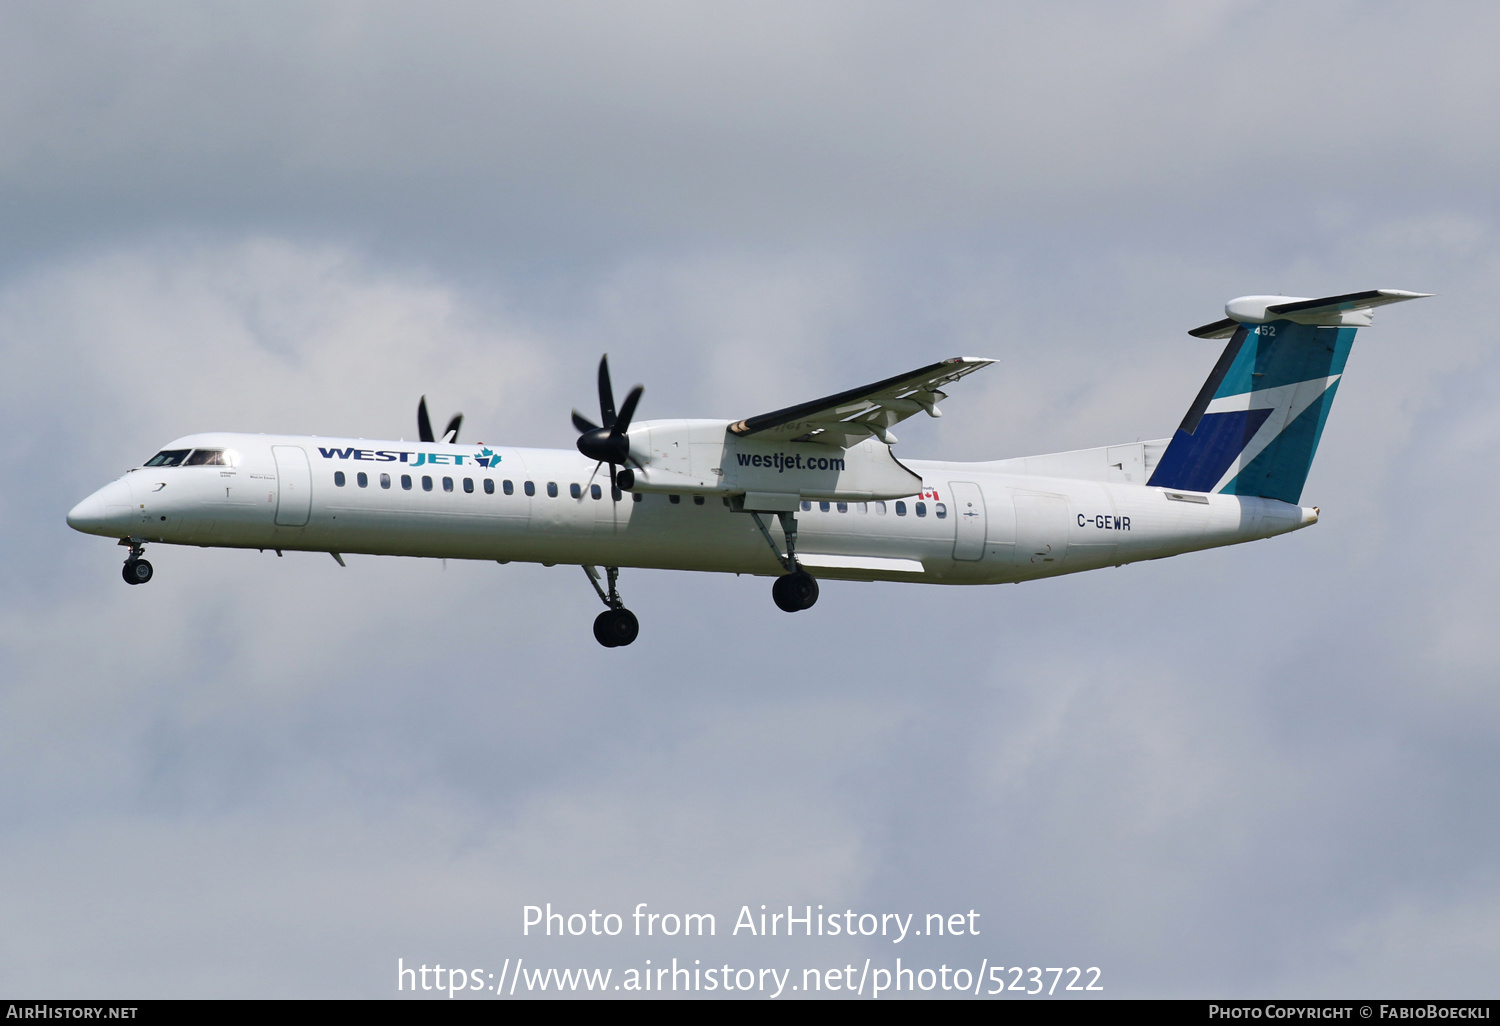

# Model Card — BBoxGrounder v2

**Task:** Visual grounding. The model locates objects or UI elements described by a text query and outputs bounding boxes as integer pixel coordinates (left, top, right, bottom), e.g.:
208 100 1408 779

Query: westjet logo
316 446 501 468
736 452 845 472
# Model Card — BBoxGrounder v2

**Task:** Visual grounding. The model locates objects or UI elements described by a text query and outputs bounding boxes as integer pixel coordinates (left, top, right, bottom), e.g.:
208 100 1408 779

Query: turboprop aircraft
67 289 1428 647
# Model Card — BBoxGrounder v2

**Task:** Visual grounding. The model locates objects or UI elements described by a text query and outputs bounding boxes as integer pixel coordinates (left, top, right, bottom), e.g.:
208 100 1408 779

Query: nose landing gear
119 539 153 585
583 565 639 647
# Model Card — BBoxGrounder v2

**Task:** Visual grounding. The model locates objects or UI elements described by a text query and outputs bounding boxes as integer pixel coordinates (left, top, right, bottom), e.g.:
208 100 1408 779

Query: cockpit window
143 449 191 467
184 448 237 466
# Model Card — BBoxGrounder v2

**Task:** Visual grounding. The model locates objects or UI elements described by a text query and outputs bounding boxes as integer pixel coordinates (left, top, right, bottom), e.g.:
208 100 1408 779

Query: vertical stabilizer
1147 290 1428 504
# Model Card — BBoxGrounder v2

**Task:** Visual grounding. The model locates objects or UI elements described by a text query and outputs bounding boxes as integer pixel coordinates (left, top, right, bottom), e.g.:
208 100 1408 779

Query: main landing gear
750 510 820 613
119 539 153 585
772 570 819 612
583 565 639 648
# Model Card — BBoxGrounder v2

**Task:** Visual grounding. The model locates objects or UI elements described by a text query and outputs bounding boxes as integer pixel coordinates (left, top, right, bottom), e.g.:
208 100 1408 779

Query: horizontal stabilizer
1189 289 1432 338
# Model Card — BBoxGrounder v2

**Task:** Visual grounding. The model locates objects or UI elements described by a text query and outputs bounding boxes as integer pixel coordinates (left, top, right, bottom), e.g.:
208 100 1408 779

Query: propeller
572 355 643 494
417 396 463 444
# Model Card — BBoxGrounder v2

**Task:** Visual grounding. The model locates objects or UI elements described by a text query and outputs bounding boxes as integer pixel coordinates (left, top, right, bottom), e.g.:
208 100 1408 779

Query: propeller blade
597 355 616 429
417 396 435 443
613 385 644 435
576 355 644 468
443 413 463 444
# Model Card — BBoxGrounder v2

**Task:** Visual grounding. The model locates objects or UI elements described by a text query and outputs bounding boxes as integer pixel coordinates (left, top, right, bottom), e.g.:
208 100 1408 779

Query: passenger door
948 481 986 561
272 446 312 527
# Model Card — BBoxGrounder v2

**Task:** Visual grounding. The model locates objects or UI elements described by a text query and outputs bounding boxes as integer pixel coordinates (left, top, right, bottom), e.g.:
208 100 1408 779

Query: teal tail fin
1146 290 1429 503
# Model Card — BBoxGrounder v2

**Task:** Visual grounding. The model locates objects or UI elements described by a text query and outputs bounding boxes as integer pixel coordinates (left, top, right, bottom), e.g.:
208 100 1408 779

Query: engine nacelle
623 419 923 509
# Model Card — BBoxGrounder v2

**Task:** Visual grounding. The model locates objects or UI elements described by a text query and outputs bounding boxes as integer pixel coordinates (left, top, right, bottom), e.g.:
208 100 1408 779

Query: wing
727 357 995 447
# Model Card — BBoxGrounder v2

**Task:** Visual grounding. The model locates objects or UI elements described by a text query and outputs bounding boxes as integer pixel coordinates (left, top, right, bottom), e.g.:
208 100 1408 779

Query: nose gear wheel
119 539 153 586
122 558 153 585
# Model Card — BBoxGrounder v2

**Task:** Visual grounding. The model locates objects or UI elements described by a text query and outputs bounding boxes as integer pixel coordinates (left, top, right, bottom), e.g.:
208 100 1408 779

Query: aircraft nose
67 479 134 536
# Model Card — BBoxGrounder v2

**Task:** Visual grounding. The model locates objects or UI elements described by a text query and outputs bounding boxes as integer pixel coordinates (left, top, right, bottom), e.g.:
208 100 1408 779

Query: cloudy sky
3 1 1499 999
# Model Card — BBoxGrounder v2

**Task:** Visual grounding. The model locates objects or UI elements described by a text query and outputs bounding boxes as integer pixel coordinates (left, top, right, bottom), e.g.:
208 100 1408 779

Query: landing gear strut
119 539 153 586
583 565 639 648
750 510 820 612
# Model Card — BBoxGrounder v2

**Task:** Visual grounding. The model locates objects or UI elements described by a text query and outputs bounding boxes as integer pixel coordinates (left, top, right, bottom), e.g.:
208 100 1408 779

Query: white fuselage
67 430 1318 584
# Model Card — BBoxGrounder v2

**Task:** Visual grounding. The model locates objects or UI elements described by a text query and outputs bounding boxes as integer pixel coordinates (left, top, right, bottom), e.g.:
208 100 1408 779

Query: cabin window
524 481 535 496
380 473 391 489
915 501 927 517
483 478 494 494
422 476 433 492
800 500 811 511
401 474 412 490
836 502 847 513
570 483 582 499
463 478 474 493
857 502 868 513
334 471 346 487
143 449 191 467
547 482 558 498
669 495 680 504
591 484 602 500
875 501 887 515
895 501 906 516
819 501 830 512
503 480 513 495
935 502 947 519
185 448 237 467
693 495 705 505
355 472 367 488
632 492 643 502
443 477 454 492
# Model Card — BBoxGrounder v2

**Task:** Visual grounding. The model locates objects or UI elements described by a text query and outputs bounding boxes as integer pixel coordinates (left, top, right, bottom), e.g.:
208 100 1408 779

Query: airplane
67 289 1429 647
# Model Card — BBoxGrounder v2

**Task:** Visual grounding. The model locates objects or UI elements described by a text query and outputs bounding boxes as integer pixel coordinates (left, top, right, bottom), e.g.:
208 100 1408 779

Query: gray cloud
4 2 1500 260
